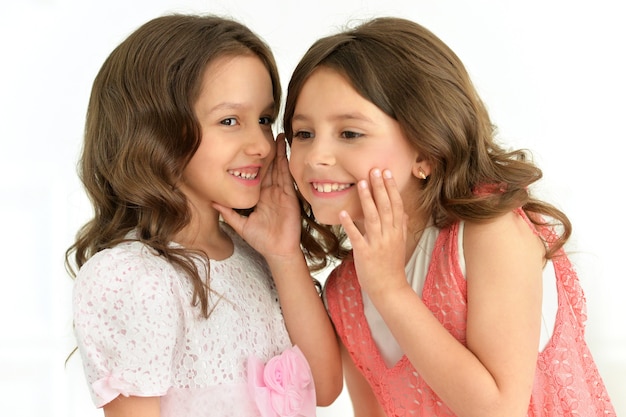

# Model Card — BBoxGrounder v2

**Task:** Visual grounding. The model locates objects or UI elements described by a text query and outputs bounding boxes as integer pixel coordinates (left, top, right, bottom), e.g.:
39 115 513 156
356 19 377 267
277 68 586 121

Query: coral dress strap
514 207 587 330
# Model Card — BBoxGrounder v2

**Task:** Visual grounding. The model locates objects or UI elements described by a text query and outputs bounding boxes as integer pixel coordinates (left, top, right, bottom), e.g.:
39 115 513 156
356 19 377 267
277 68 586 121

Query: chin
310 209 346 226
228 194 260 211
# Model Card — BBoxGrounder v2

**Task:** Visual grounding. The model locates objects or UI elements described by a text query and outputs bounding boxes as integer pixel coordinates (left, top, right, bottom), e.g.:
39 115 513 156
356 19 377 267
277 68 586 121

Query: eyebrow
206 101 275 115
292 112 374 124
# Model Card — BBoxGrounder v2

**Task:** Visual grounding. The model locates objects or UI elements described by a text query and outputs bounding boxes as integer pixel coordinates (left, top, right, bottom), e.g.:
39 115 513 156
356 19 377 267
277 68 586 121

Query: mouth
228 168 260 180
311 182 353 193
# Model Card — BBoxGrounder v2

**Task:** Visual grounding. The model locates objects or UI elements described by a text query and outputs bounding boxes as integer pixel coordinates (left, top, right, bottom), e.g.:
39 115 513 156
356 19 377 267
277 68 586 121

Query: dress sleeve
72 246 181 407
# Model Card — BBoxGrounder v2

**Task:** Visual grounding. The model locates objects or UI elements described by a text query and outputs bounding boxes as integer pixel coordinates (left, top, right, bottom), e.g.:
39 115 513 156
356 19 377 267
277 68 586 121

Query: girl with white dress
66 14 341 417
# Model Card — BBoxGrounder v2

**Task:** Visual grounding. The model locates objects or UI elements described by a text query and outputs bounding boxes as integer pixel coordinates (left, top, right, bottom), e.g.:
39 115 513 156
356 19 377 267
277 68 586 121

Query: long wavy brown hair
65 14 281 317
283 17 571 272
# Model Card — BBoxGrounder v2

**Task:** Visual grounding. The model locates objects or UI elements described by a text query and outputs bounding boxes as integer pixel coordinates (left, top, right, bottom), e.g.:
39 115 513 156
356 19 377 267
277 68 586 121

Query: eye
293 130 313 140
341 131 363 139
220 117 238 126
259 116 273 125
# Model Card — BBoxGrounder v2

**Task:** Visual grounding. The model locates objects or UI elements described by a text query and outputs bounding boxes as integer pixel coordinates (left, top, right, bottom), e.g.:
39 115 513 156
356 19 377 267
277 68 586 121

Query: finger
382 169 405 231
369 168 393 226
403 212 408 241
357 178 382 236
339 210 365 249
270 133 283 185
261 159 274 189
275 133 287 164
274 134 296 195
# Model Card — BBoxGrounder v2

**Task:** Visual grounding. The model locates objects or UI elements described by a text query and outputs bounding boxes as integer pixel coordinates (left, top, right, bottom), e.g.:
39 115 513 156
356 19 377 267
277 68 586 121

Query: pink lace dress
325 209 615 416
73 225 292 416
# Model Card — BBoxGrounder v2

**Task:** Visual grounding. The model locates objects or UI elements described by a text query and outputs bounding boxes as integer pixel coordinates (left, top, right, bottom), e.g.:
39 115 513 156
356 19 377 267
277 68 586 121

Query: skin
103 56 342 417
289 67 424 230
174 54 276 259
104 396 160 417
288 67 546 417
215 135 343 405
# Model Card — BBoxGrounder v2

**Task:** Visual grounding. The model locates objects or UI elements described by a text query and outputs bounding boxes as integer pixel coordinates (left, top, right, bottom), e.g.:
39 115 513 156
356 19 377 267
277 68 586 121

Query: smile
228 169 259 180
312 182 352 193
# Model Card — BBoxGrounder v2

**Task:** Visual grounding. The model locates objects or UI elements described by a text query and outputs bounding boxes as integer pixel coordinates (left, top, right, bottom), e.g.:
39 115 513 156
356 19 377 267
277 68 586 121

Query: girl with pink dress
283 16 615 417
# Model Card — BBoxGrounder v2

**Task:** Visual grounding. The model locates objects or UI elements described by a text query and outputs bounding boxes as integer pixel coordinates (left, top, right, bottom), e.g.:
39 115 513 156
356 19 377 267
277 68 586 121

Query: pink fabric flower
248 345 316 417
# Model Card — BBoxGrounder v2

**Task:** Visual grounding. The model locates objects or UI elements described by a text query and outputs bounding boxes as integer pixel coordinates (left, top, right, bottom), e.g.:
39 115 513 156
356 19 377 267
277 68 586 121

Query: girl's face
180 54 276 211
289 67 425 227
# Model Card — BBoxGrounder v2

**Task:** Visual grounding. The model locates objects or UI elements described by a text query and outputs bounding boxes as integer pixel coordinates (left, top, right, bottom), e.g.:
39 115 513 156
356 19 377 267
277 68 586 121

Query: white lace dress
72 225 292 416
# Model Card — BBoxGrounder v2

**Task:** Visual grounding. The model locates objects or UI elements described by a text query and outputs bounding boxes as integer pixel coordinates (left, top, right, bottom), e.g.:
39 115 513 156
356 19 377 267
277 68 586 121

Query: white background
0 0 624 415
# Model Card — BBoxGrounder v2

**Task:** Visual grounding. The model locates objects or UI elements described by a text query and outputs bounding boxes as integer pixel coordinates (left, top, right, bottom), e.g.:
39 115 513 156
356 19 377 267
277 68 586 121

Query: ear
412 157 432 180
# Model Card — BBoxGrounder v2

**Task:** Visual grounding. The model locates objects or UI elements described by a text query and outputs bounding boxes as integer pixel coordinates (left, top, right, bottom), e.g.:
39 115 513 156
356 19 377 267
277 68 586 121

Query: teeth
229 170 258 180
312 182 351 193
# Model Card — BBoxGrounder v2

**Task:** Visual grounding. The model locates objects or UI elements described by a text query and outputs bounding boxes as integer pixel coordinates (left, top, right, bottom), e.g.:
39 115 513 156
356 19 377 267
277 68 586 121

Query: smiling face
288 67 425 226
179 54 276 211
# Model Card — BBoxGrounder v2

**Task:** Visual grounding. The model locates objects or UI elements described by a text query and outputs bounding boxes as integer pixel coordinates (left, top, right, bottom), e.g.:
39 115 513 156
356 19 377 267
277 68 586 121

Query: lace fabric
326 209 616 416
72 225 292 416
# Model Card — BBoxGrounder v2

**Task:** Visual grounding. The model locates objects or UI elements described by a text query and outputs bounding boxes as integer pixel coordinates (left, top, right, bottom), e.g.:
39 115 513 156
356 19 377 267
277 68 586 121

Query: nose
304 135 335 167
245 125 274 158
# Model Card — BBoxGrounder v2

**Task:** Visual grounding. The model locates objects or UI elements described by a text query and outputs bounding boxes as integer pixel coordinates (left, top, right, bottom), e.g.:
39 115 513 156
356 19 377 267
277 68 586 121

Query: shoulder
73 241 183 341
74 240 179 299
78 240 172 276
463 210 538 245
463 210 545 277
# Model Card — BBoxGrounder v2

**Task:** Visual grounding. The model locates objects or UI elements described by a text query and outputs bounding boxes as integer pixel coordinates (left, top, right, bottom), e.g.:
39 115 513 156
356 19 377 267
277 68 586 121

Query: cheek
287 156 304 187
287 155 296 176
288 146 303 173
376 150 416 177
354 156 400 180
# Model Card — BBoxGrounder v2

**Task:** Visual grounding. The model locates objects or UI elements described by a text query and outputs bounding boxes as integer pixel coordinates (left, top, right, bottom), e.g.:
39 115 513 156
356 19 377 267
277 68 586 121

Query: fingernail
359 180 368 189
372 168 381 177
383 169 392 179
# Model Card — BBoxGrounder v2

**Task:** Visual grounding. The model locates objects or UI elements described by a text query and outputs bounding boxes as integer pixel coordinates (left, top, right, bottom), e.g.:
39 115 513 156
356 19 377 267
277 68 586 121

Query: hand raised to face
339 168 409 299
213 134 302 260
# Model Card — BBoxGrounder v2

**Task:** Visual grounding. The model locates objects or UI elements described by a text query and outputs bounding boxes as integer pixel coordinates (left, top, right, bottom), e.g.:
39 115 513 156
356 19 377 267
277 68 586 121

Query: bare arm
103 396 160 417
263 250 343 405
340 342 387 417
214 135 342 404
341 169 543 417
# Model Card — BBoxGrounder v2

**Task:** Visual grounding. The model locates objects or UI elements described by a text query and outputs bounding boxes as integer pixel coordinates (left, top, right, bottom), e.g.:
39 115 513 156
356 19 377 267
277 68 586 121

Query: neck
173 207 233 260
404 214 431 264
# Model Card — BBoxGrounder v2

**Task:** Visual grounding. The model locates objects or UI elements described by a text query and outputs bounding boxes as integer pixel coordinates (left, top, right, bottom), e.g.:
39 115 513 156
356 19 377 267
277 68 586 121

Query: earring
417 168 428 180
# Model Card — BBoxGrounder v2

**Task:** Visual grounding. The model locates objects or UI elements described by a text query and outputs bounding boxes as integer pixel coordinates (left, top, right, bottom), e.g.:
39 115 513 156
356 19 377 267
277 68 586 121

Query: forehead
293 67 382 122
194 54 274 113
200 54 268 87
